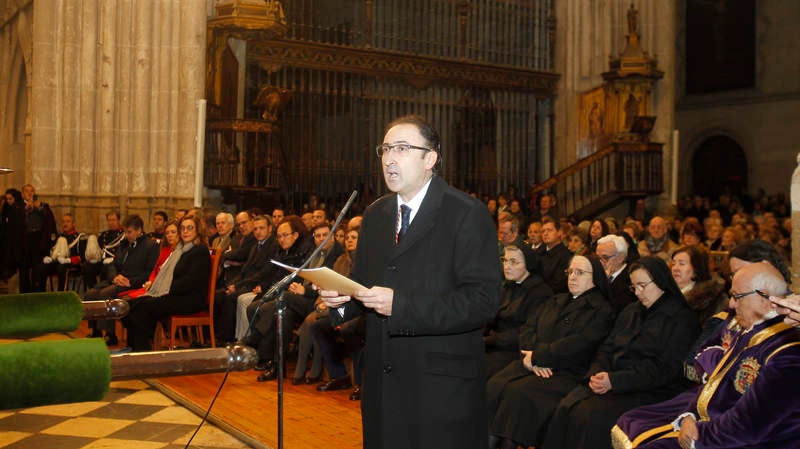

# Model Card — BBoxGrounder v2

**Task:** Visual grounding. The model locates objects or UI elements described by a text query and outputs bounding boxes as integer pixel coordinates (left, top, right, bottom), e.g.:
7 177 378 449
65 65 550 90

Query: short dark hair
729 240 791 282
106 211 120 220
541 216 560 230
154 211 168 221
312 223 332 234
123 214 144 230
385 114 442 173
672 246 711 282
253 215 273 227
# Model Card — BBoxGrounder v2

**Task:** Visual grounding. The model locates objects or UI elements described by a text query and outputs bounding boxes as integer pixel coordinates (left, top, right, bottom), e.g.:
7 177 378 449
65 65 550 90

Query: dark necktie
397 205 411 245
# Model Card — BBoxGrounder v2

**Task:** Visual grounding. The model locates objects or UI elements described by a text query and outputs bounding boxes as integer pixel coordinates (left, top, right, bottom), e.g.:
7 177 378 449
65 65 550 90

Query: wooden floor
153 368 363 449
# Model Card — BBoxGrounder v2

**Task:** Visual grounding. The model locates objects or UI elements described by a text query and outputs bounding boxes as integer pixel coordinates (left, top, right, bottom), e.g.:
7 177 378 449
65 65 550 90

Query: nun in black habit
487 255 616 449
541 256 699 449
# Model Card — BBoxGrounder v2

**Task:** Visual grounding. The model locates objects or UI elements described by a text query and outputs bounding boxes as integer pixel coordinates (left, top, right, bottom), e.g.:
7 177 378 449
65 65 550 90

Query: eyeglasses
375 143 432 158
313 232 330 239
729 289 770 301
597 254 616 262
629 280 655 292
565 268 592 277
501 258 523 266
180 225 195 232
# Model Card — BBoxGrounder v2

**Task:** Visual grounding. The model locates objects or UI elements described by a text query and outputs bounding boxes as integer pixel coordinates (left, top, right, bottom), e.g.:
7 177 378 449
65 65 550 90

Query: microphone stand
252 190 357 449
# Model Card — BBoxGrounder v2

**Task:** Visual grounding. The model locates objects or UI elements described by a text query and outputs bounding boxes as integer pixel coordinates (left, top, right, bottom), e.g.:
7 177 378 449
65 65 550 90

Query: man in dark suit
83 214 160 345
536 217 571 294
595 234 637 312
320 115 500 449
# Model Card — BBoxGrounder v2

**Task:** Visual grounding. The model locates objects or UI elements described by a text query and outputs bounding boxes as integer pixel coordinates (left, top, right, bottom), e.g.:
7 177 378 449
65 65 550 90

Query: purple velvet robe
612 315 800 449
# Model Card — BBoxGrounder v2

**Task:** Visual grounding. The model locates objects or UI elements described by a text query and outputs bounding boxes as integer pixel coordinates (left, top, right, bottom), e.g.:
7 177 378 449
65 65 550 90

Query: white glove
102 257 114 265
58 257 71 264
43 256 53 264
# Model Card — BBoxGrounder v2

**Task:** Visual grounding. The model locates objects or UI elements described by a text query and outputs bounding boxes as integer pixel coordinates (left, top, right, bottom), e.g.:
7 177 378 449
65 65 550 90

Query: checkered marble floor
0 380 254 449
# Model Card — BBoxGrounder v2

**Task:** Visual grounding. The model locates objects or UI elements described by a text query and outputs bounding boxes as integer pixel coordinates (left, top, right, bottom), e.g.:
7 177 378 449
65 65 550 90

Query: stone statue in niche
627 3 638 36
624 92 640 131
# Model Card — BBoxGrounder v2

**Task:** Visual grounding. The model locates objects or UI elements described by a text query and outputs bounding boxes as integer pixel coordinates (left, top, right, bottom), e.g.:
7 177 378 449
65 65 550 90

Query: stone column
30 0 207 232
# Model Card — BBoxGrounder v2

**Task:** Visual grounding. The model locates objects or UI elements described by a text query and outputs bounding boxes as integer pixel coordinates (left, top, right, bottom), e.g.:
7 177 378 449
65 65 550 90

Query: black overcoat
337 176 501 449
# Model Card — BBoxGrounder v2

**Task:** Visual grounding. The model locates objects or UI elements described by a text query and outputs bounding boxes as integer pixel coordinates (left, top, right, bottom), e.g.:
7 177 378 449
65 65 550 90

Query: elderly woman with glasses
541 257 699 449
483 244 555 379
486 255 616 449
121 214 212 352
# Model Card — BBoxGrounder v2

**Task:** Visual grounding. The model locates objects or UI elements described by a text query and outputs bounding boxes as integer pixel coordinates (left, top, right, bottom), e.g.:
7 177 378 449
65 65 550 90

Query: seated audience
215 215 276 343
497 216 524 253
219 211 257 283
82 211 125 289
33 213 86 291
542 257 699 449
638 216 679 263
565 229 588 256
309 227 365 398
536 217 571 294
211 212 235 251
287 223 343 384
244 217 312 381
119 220 180 299
146 211 168 242
83 214 159 345
595 234 637 312
587 219 609 254
121 214 211 351
484 244 553 378
526 221 544 250
487 255 615 449
613 262 799 449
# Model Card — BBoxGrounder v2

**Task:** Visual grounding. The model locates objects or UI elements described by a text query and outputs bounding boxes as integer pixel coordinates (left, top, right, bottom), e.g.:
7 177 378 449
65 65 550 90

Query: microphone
261 190 358 302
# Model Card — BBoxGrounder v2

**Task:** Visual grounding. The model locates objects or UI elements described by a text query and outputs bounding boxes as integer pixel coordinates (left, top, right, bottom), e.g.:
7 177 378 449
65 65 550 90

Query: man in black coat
320 115 501 449
83 214 159 344
214 215 276 343
595 234 637 312
536 217 571 294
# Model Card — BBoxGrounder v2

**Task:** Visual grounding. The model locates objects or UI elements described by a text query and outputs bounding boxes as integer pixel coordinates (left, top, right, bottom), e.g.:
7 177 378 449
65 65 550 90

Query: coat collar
380 175 445 259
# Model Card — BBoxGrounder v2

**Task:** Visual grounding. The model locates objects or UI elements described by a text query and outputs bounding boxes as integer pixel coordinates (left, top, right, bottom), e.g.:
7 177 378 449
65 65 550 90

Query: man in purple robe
611 262 800 449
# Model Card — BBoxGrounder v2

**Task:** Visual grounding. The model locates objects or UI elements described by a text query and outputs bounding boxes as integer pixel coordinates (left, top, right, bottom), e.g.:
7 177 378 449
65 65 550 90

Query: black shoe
291 377 305 385
105 334 119 346
316 376 352 391
349 385 361 401
305 375 322 385
257 368 278 382
254 360 272 371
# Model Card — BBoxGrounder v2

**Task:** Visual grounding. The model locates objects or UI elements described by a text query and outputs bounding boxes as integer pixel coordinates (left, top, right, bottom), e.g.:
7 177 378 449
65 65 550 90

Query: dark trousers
310 314 365 383
122 294 205 351
244 293 314 362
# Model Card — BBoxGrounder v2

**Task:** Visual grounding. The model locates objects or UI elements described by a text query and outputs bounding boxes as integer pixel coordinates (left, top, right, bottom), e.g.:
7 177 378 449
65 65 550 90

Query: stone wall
28 0 207 232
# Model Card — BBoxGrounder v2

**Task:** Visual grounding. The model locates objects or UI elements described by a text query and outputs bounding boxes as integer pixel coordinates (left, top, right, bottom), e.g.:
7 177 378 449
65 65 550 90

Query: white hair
216 212 234 225
597 234 628 255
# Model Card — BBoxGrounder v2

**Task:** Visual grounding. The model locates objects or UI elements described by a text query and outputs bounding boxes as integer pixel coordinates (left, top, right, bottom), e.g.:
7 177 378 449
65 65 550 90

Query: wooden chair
164 248 221 350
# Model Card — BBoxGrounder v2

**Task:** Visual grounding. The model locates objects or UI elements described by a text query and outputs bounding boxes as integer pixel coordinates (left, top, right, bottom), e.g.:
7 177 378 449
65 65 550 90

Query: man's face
216 215 233 236
22 185 34 202
540 195 551 210
61 215 75 233
648 218 666 239
497 221 517 245
596 241 623 275
107 214 120 230
272 209 284 225
381 123 437 202
301 213 313 230
153 215 166 232
314 226 333 250
252 219 270 242
124 226 141 243
311 210 326 227
276 222 298 250
510 201 521 213
236 213 253 235
541 222 560 246
527 222 542 245
730 271 773 329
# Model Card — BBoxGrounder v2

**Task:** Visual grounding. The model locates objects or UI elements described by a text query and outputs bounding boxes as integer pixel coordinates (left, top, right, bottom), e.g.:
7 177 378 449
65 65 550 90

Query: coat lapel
392 176 443 259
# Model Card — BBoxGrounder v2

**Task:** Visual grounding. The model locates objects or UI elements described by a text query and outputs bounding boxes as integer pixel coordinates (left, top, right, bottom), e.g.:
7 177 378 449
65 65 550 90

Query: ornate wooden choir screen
205 0 558 211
